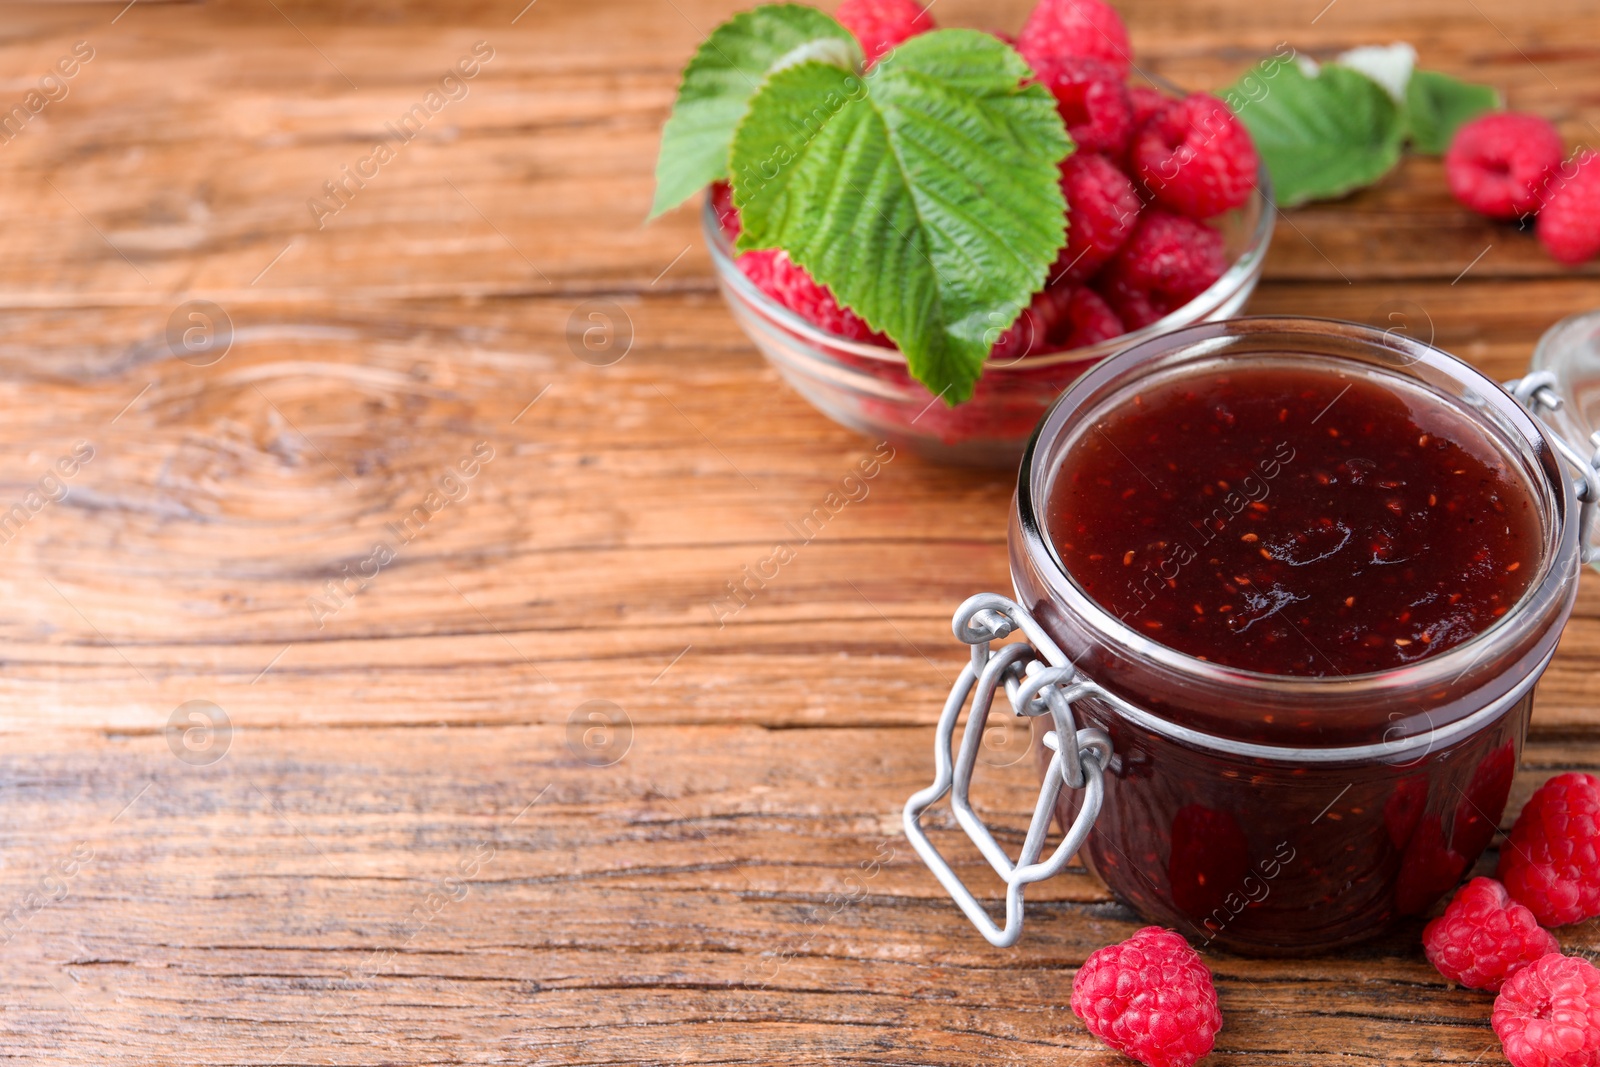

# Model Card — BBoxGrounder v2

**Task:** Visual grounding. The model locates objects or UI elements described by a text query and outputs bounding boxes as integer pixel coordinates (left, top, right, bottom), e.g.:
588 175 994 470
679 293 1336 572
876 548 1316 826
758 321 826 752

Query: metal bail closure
902 592 1113 948
1518 309 1600 569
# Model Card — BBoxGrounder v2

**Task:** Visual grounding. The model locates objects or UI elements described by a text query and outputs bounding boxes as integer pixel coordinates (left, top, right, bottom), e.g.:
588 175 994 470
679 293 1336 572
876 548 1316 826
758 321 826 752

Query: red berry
1424 878 1560 993
1058 285 1124 347
1133 93 1259 218
1017 0 1133 77
1493 953 1600 1067
710 180 741 241
991 285 1073 361
1031 54 1135 157
1096 209 1226 329
1537 151 1600 266
1055 152 1141 282
1070 926 1221 1067
1129 85 1171 131
738 249 889 344
1445 112 1565 221
1498 772 1600 927
993 283 1128 359
834 0 933 65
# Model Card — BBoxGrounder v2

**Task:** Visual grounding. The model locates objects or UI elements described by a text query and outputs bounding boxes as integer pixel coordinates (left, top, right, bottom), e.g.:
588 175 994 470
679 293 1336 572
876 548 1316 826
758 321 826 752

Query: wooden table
1 0 1598 1062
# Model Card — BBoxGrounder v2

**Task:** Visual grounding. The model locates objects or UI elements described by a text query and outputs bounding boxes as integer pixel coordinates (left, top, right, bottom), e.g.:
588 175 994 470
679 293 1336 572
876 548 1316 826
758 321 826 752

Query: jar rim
1014 315 1581 701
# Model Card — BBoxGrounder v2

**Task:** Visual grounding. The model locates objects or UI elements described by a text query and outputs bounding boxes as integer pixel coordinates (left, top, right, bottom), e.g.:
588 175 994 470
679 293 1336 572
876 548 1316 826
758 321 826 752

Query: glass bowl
704 163 1275 468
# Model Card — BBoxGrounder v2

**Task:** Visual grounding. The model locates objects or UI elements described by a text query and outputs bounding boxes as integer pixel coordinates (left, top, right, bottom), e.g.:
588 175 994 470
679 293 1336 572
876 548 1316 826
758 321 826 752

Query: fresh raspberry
1070 926 1221 1067
1017 0 1133 77
1445 112 1565 221
709 180 741 241
1133 93 1260 218
1054 152 1141 282
1096 210 1226 329
1498 773 1600 927
737 249 889 344
1058 285 1124 347
1129 85 1171 131
1493 953 1600 1067
834 0 932 66
1031 54 1135 157
991 285 1073 361
1537 151 1600 266
1424 878 1560 993
992 282 1126 359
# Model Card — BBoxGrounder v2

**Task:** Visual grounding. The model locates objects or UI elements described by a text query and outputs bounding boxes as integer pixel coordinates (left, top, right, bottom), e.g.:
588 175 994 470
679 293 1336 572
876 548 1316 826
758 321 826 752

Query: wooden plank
1 724 1596 1064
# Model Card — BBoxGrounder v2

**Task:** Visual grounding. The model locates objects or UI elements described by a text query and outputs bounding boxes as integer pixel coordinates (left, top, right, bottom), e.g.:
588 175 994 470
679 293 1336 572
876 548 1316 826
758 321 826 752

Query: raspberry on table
1132 93 1259 218
1498 772 1600 928
1424 878 1560 993
1445 112 1566 221
1070 926 1221 1067
1054 152 1141 282
1016 0 1133 77
1537 151 1600 266
1031 54 1136 157
1493 953 1600 1067
737 249 890 344
834 0 933 65
1095 209 1226 329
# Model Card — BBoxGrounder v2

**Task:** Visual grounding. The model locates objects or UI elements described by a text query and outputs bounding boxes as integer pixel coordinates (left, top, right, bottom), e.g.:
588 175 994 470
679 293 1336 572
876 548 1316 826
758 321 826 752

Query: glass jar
904 316 1599 956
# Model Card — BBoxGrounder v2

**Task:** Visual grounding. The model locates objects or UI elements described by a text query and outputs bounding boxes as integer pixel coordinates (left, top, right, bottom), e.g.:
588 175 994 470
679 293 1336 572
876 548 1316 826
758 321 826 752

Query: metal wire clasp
901 593 1113 948
1506 370 1600 566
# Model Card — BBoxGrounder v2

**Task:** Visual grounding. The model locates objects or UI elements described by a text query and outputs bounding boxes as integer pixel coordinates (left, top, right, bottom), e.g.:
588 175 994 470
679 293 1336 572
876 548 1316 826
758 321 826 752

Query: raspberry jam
1048 364 1542 677
1003 319 1581 954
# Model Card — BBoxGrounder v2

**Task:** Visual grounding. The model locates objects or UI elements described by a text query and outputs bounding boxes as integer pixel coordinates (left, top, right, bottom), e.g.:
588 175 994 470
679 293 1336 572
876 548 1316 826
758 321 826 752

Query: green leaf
649 4 861 219
1224 61 1406 208
730 30 1070 403
1405 69 1501 154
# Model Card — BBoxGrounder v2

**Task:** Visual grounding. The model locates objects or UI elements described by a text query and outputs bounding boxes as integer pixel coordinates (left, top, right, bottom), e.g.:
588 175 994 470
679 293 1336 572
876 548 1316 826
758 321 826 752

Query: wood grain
0 0 1598 1063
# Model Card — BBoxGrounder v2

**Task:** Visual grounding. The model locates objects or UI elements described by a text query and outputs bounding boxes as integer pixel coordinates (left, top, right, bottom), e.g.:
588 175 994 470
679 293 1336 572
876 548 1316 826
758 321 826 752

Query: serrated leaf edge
648 3 860 220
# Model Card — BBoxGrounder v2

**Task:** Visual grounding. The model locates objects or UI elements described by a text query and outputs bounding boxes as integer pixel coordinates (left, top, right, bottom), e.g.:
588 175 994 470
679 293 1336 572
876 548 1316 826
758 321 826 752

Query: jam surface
1047 361 1542 676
